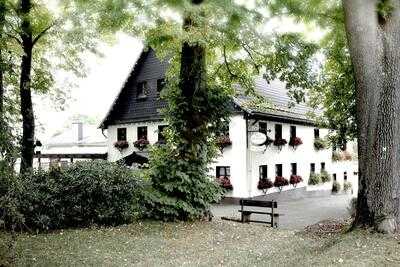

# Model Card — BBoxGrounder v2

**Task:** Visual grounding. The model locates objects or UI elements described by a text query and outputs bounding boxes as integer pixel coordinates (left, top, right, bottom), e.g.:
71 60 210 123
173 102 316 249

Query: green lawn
1 220 400 266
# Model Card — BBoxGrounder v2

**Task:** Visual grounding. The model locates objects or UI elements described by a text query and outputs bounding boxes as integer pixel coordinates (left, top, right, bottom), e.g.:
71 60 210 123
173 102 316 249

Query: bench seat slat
238 210 279 216
240 199 277 208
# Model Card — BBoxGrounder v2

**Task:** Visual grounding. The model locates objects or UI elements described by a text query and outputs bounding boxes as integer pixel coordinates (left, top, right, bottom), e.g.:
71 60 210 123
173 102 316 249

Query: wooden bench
238 199 280 227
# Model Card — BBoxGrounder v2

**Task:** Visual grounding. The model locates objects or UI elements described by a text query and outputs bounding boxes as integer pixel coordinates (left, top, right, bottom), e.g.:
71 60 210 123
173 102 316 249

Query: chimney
73 121 84 142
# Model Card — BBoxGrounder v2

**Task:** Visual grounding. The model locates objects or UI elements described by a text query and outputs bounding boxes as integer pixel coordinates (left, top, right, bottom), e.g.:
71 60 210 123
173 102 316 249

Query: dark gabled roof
101 49 320 129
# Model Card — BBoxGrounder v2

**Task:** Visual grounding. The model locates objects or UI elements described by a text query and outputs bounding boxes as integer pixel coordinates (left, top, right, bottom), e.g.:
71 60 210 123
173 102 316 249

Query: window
290 126 296 139
344 172 348 181
333 173 337 181
259 122 267 134
321 162 326 171
216 166 230 178
310 163 315 173
353 171 359 176
157 78 166 93
259 165 268 179
275 164 283 177
137 81 148 98
291 163 297 175
158 125 167 142
314 128 320 139
117 128 127 141
137 126 148 140
275 124 282 140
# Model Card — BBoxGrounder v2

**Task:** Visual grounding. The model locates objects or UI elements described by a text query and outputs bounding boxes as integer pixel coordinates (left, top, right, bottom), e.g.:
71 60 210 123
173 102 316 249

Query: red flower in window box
217 176 233 190
290 175 303 187
274 176 289 191
289 137 303 148
257 178 273 192
216 135 232 152
273 138 287 147
134 138 150 151
114 140 129 151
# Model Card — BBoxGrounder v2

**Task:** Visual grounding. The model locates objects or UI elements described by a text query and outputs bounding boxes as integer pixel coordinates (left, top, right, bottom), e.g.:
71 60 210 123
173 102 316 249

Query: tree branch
32 22 54 46
5 32 22 45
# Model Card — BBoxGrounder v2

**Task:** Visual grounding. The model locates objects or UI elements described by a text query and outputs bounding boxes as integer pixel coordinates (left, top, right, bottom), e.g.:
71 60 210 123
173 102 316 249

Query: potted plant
257 178 273 193
216 135 232 152
289 175 303 187
273 138 287 149
320 170 331 183
114 140 129 151
217 176 233 190
332 181 341 193
134 138 150 151
273 176 289 191
343 181 353 193
308 173 321 185
332 151 342 161
314 138 326 150
289 137 303 149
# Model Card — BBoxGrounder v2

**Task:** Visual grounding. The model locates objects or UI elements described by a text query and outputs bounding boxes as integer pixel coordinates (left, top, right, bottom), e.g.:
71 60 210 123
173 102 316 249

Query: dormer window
157 78 166 93
137 81 148 99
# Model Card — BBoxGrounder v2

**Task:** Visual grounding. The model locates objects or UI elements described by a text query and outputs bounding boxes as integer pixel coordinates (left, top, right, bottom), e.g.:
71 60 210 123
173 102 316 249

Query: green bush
343 181 353 193
332 151 342 161
0 161 147 231
314 138 327 150
308 173 321 185
320 170 331 183
332 181 341 193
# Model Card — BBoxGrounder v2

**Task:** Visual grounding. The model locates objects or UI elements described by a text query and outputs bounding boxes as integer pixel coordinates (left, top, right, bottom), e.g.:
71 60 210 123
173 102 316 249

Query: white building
100 48 358 199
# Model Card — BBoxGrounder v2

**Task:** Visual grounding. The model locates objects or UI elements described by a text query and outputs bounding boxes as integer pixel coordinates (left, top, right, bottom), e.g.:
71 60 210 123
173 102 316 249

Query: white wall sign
250 145 267 152
250 132 267 146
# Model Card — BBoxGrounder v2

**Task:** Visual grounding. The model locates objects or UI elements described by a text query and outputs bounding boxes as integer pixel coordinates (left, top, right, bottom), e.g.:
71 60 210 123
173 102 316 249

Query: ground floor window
158 125 167 142
259 165 268 179
291 163 297 175
321 162 325 171
333 173 337 181
117 128 127 141
216 166 230 178
275 164 283 177
310 163 315 173
137 126 148 140
344 172 347 181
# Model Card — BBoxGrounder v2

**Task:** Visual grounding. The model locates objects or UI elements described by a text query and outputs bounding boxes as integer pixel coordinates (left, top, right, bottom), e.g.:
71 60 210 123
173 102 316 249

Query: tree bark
19 0 35 173
0 0 5 117
343 0 400 233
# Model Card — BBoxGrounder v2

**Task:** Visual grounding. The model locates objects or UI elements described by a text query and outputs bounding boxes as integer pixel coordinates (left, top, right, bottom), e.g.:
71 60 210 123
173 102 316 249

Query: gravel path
212 194 353 230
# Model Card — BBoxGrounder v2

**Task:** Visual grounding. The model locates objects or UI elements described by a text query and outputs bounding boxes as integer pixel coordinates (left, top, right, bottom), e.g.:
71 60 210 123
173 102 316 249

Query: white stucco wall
106 115 359 199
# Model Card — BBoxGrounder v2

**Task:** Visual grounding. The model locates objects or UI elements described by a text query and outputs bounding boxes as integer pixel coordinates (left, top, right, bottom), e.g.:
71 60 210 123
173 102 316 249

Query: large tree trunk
343 0 400 233
0 0 5 117
19 0 35 173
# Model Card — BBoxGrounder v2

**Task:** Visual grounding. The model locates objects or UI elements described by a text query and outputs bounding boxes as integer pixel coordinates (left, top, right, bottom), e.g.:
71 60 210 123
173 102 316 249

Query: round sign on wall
250 132 267 146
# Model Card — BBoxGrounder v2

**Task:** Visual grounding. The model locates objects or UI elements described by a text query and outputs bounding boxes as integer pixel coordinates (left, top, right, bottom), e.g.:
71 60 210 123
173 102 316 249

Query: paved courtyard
212 194 353 230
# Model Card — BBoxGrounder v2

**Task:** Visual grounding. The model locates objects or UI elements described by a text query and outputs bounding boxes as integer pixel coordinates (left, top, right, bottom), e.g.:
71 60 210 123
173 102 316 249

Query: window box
289 175 303 187
216 135 232 152
289 137 303 148
273 138 287 148
217 176 233 190
114 140 129 151
274 176 289 191
134 138 150 151
257 178 273 193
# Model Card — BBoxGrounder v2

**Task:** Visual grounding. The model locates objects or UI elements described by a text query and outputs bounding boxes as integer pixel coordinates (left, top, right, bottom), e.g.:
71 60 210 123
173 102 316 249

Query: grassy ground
1 220 400 266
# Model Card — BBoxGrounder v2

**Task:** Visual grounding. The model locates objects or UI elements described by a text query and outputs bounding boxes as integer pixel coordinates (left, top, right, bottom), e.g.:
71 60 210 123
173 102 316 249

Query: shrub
332 151 342 161
308 173 321 185
257 178 273 190
215 135 232 152
343 181 353 193
134 138 150 151
274 176 289 190
320 170 331 183
273 138 287 147
114 140 129 151
217 176 233 190
332 181 341 193
314 138 326 150
289 137 303 148
290 175 303 186
0 161 146 231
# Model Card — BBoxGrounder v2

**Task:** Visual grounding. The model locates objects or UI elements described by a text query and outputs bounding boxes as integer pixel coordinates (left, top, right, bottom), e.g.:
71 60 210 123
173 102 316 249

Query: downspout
245 113 252 198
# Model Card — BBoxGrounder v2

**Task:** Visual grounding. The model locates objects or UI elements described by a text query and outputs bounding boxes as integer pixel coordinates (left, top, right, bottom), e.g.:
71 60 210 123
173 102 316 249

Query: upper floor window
117 128 127 141
310 163 315 173
290 126 297 139
259 165 268 179
259 122 267 134
275 124 283 140
158 125 167 142
291 163 297 175
137 81 149 99
321 162 326 171
333 173 337 181
157 78 166 93
275 164 283 177
314 128 320 139
137 126 148 140
344 172 348 181
216 166 230 178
